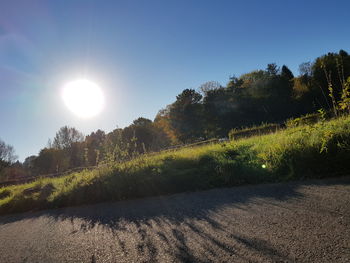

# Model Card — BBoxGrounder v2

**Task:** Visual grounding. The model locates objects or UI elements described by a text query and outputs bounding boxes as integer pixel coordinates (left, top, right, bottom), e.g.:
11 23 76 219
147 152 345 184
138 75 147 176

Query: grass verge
1 116 350 215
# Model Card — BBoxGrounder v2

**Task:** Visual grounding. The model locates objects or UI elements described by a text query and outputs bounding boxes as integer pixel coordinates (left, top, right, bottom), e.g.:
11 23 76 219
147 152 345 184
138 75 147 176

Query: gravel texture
0 177 349 263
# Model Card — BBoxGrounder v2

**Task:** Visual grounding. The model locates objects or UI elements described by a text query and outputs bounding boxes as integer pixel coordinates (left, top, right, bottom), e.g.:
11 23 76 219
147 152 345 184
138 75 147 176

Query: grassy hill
1 115 350 215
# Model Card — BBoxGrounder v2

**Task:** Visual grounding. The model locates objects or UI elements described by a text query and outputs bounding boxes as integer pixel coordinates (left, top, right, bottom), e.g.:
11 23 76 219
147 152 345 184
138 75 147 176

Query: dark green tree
266 63 279 75
281 65 294 80
169 89 204 142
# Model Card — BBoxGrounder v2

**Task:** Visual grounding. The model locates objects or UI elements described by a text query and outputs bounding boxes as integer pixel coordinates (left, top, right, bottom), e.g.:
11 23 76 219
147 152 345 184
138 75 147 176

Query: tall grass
1 115 350 215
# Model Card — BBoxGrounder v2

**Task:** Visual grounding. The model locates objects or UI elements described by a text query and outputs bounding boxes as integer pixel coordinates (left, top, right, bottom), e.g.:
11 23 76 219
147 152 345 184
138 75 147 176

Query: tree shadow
0 176 349 262
1 179 302 226
232 234 293 262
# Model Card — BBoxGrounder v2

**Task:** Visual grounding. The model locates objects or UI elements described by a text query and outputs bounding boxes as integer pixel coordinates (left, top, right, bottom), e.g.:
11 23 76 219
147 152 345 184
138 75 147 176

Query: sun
62 79 105 118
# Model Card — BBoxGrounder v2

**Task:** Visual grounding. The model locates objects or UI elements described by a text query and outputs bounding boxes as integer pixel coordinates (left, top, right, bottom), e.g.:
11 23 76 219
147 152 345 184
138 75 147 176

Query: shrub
228 123 280 140
285 112 331 128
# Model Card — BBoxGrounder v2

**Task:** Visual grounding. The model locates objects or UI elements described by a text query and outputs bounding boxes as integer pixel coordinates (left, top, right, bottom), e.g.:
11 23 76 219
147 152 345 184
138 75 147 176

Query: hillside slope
1 115 350 215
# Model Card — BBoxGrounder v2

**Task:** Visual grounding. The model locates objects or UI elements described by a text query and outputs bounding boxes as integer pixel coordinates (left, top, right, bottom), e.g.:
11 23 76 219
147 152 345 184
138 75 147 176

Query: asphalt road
0 177 349 263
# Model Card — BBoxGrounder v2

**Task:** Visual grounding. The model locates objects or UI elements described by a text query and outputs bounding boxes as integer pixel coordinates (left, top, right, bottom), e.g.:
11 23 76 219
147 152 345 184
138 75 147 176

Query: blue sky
0 0 349 160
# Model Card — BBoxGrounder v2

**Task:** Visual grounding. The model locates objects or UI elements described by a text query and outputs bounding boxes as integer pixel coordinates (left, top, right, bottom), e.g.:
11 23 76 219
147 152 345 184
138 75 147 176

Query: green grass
228 122 280 140
1 115 350 215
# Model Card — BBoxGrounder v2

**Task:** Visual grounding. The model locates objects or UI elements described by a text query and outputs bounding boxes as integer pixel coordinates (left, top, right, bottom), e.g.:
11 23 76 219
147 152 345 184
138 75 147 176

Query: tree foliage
0 139 17 164
52 126 84 150
0 139 17 179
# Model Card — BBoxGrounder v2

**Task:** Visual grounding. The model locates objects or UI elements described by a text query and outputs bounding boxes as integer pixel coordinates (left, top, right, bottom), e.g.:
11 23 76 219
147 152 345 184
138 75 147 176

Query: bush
228 123 280 140
285 112 330 128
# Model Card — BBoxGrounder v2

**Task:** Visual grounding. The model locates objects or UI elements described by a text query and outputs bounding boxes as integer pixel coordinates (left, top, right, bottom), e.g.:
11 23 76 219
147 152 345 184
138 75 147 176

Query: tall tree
169 89 204 142
0 139 17 164
266 63 279 75
154 106 178 145
33 148 69 174
281 65 294 80
0 139 17 179
85 129 106 166
52 126 84 149
198 81 221 96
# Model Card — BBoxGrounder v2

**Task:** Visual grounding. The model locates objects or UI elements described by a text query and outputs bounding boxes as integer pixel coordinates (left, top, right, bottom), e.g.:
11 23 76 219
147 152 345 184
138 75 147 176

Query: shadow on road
0 177 349 262
0 177 307 226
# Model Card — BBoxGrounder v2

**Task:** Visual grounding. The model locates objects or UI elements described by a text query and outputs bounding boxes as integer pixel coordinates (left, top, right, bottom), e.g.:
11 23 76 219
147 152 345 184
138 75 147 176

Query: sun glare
62 79 104 118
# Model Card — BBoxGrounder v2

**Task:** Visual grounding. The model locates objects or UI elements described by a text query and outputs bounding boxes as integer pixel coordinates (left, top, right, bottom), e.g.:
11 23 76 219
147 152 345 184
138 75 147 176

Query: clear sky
0 0 349 161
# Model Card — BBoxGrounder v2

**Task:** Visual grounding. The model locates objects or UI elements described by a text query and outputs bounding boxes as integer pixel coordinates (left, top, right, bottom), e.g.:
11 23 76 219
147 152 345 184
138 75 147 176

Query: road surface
0 177 349 262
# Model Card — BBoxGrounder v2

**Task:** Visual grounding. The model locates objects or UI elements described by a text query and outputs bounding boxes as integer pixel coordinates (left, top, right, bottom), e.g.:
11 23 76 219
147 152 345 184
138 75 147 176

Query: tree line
1 49 350 180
